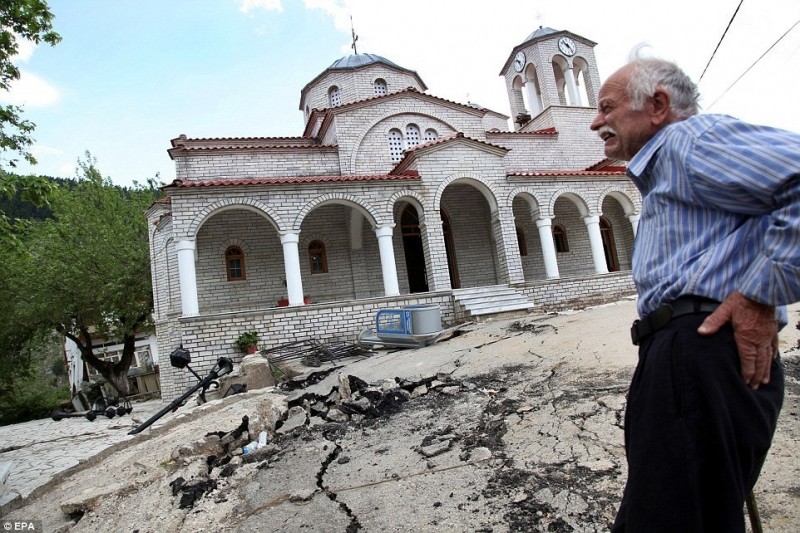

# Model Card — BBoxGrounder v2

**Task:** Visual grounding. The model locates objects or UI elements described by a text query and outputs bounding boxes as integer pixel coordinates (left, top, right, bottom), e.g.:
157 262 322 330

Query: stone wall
522 272 636 310
166 292 455 396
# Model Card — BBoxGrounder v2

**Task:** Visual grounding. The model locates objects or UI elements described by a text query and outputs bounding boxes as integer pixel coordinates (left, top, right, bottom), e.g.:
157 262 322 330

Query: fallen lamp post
128 347 233 435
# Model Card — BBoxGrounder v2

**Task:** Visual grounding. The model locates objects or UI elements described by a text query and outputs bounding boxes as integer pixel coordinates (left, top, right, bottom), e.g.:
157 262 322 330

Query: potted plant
235 331 260 354
278 278 289 307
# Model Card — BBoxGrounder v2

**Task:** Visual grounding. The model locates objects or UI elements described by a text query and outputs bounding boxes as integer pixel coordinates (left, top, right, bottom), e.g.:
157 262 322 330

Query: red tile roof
585 158 628 172
166 172 420 188
486 126 558 135
405 131 510 154
509 169 627 177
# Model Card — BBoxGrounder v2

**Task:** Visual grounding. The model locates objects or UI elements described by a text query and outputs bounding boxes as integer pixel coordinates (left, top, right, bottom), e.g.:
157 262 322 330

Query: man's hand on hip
697 291 778 389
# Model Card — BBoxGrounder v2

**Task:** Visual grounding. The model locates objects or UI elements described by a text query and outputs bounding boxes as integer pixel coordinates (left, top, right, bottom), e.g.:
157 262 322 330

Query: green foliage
0 0 60 248
0 0 61 168
0 154 160 397
0 172 55 248
0 369 69 425
0 330 68 425
235 331 260 353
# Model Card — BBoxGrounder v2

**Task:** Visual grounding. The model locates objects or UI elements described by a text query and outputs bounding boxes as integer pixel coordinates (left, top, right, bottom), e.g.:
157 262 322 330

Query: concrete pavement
0 399 169 512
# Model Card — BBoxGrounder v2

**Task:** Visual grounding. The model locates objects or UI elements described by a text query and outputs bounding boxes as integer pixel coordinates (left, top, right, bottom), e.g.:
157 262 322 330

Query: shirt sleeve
688 121 800 306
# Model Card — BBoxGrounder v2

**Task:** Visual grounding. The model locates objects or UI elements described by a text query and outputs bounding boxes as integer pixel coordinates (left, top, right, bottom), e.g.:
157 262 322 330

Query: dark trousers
612 314 784 532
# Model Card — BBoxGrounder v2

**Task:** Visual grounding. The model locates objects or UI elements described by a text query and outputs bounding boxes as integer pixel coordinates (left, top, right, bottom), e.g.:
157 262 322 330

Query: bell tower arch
500 27 601 130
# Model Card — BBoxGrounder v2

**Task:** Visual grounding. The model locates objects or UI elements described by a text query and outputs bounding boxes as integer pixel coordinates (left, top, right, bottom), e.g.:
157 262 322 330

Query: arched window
405 124 421 149
552 224 569 253
516 228 528 256
424 128 438 142
374 78 387 95
309 240 328 274
388 129 404 161
328 86 341 107
225 246 245 281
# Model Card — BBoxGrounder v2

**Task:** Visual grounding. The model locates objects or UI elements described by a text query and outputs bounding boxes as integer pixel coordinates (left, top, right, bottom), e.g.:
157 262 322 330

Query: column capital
375 224 395 238
535 216 554 229
279 232 300 245
175 239 196 252
583 214 600 225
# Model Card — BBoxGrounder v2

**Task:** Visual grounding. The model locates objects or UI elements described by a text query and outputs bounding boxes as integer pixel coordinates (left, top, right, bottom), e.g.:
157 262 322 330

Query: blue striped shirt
626 114 800 325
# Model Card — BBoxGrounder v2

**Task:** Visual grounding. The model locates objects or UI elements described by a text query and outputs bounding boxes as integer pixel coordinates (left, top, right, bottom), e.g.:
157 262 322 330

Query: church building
147 27 641 399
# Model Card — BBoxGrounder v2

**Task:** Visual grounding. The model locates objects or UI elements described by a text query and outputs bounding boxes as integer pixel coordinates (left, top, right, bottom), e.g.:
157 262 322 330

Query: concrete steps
452 284 534 320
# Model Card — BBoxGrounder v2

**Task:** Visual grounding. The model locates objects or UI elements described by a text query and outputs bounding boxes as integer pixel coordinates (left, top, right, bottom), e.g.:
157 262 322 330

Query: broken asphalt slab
3 297 800 532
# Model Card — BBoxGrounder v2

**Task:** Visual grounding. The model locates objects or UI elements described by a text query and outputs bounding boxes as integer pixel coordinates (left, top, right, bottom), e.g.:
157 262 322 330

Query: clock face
514 51 525 72
558 36 576 56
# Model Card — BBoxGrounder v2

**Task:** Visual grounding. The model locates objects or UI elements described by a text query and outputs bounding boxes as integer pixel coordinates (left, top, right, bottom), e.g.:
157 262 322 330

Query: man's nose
590 114 603 131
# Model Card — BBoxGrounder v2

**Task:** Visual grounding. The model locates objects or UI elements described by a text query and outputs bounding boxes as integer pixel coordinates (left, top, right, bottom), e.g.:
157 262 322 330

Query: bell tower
500 27 601 130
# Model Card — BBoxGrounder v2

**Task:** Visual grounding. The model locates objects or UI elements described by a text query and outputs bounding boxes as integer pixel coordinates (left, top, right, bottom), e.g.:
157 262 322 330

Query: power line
706 17 800 110
698 0 744 83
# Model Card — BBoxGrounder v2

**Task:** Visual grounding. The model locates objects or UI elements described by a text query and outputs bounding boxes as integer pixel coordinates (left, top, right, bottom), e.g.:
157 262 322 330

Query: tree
7 155 158 396
0 0 60 246
0 0 60 168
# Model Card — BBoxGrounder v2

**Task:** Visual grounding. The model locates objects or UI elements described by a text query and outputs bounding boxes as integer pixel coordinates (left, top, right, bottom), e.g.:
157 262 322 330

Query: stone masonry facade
148 27 642 400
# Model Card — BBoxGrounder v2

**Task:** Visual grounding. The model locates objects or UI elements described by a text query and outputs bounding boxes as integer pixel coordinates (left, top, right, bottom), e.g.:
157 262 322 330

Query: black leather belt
631 296 721 346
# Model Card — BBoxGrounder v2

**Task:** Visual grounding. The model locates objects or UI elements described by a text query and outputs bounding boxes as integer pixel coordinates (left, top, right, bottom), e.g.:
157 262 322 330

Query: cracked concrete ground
4 297 800 532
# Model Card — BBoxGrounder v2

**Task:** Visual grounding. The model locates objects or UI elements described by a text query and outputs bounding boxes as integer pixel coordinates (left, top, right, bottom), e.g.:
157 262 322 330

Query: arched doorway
600 217 619 272
400 205 428 293
441 210 460 289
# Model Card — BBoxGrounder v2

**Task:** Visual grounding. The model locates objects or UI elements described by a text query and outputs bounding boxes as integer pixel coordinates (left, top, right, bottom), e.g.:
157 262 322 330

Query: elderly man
590 55 800 531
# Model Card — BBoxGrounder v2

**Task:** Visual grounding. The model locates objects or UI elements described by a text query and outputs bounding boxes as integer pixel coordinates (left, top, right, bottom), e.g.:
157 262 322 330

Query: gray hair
626 50 700 119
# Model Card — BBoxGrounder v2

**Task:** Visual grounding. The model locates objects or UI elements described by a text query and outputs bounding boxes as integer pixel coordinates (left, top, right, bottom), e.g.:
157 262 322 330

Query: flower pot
245 345 258 354
278 298 289 307
304 296 312 304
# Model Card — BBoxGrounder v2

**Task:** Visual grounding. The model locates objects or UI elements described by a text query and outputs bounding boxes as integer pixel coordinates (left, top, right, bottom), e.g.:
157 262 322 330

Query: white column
375 225 400 296
565 67 581 106
628 213 640 238
584 215 609 274
525 79 541 116
535 217 560 279
280 232 305 306
176 240 199 317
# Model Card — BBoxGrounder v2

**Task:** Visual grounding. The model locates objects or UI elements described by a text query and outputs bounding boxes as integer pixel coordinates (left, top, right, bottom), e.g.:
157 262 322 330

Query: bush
0 368 70 425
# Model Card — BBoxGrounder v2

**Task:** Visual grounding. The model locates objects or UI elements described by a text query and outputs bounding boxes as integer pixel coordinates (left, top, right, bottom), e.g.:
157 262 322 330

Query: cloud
31 145 64 158
14 38 36 63
0 70 60 107
237 0 283 14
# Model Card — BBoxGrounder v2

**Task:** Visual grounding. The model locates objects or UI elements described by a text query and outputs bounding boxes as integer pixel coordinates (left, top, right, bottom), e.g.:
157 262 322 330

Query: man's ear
649 89 673 126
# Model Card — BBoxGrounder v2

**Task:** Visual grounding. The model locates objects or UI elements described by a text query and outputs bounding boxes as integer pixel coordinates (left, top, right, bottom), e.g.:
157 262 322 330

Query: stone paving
0 399 170 511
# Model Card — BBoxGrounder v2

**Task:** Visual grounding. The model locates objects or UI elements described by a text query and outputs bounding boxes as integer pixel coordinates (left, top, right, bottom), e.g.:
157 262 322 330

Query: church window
225 246 246 281
552 224 569 252
405 124 421 149
328 86 341 107
388 129 404 161
516 228 528 256
424 128 438 142
374 78 387 95
309 240 328 274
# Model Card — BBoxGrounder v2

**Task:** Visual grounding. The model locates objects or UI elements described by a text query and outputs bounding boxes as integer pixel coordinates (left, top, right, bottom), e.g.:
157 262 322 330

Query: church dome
327 53 405 71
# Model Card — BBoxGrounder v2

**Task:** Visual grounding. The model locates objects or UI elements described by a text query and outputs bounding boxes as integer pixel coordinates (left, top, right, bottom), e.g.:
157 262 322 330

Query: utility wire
706 17 800 110
698 0 744 83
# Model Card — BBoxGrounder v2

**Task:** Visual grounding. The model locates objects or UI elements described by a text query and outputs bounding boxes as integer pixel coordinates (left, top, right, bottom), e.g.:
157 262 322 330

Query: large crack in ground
235 354 630 532
317 437 362 532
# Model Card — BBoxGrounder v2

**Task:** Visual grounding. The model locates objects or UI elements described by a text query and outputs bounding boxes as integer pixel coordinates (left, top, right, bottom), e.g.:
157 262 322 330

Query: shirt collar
626 125 672 179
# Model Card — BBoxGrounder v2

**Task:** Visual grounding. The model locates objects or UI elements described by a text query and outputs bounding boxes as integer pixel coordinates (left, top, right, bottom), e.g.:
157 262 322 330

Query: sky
5 0 800 188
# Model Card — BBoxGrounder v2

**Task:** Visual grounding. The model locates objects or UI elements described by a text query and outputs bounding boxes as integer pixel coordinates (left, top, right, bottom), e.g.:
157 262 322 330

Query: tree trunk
67 326 140 398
